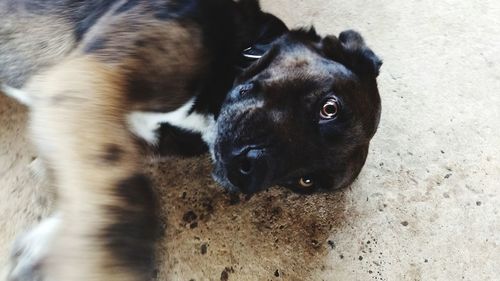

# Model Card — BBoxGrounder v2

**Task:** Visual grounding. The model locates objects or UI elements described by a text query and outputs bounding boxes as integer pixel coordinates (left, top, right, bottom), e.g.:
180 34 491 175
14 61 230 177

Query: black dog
0 0 381 280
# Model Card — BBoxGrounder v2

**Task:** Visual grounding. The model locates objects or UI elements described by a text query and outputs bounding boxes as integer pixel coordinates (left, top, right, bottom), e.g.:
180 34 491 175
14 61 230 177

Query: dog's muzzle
220 145 273 194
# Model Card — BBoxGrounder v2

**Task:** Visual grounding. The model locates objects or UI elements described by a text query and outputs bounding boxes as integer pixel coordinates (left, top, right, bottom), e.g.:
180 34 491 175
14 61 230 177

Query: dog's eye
298 177 314 188
320 98 340 119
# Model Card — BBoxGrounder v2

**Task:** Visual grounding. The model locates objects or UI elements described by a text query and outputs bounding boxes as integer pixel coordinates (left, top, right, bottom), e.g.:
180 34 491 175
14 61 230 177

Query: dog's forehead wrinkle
265 62 325 85
261 70 329 98
280 49 314 64
265 57 336 87
277 42 360 83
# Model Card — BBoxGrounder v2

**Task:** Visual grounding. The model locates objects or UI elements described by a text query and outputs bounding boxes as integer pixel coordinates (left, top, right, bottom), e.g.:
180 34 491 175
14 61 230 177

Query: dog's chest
127 98 215 145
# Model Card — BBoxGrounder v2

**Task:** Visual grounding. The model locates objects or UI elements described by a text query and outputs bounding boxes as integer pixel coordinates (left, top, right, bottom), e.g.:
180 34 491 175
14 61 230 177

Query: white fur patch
127 98 214 145
8 214 61 281
1 84 32 106
1 85 215 147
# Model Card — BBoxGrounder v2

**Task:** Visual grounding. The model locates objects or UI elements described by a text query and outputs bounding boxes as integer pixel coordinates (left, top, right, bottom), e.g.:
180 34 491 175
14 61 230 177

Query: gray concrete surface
1 0 499 280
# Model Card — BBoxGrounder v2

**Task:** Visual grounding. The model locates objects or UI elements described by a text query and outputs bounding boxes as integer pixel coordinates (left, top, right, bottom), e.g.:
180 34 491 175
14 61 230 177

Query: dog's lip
211 169 239 193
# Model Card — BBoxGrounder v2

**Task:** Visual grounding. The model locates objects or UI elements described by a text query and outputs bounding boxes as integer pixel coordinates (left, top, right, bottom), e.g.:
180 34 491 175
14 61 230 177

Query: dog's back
0 1 207 92
0 0 102 88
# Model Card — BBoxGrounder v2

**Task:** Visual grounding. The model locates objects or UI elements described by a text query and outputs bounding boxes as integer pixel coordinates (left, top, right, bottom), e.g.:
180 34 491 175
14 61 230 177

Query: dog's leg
9 57 158 281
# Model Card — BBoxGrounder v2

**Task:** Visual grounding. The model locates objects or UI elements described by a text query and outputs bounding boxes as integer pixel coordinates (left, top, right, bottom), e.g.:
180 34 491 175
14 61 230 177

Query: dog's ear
235 0 288 68
321 30 382 78
240 12 287 60
234 0 262 14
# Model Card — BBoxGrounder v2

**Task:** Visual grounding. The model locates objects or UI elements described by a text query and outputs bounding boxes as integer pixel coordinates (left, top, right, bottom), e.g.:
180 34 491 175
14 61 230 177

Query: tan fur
0 2 76 88
23 57 145 280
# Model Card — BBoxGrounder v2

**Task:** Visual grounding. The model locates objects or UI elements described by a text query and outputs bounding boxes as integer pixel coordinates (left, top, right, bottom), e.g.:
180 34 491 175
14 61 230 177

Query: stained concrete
1 0 499 280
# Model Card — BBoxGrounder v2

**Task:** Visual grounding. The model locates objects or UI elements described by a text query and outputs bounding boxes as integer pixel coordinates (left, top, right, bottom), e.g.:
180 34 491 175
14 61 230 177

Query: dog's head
212 29 382 194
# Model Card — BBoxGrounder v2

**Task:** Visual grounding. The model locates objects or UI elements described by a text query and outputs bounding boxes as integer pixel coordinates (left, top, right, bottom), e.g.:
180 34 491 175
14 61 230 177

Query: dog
0 0 382 280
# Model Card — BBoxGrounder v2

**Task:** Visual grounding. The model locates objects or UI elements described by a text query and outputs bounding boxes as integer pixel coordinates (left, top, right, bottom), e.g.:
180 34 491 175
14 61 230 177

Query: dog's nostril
230 147 264 177
225 147 270 193
239 158 253 175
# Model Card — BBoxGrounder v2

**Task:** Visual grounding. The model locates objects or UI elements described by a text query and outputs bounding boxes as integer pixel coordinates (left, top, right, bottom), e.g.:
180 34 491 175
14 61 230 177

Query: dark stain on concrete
220 267 234 281
183 210 197 223
148 155 350 280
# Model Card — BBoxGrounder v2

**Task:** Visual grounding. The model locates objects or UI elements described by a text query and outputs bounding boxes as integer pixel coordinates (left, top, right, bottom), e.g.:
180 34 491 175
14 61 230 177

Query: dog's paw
7 215 60 281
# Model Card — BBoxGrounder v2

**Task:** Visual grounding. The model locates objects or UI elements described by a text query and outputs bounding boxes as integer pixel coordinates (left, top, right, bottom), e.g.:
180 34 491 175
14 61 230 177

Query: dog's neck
188 0 288 117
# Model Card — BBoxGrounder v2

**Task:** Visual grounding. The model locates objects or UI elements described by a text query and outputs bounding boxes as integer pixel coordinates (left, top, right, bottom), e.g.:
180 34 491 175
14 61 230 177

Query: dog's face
212 29 382 194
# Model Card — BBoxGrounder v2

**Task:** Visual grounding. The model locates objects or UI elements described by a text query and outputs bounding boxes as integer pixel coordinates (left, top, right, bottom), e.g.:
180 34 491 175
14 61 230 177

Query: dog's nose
226 147 269 194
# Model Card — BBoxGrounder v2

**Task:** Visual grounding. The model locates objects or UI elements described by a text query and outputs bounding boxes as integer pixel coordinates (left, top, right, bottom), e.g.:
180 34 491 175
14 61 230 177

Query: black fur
104 174 157 276
212 29 382 194
184 0 288 116
157 124 208 157
101 144 124 163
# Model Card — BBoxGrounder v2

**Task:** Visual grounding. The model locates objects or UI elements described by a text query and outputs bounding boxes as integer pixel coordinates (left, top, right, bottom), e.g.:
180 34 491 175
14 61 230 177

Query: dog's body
0 1 382 280
1 1 289 280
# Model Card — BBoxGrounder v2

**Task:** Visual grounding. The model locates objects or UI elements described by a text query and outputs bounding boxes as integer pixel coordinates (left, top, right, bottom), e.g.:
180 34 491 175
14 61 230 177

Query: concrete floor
1 0 499 280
